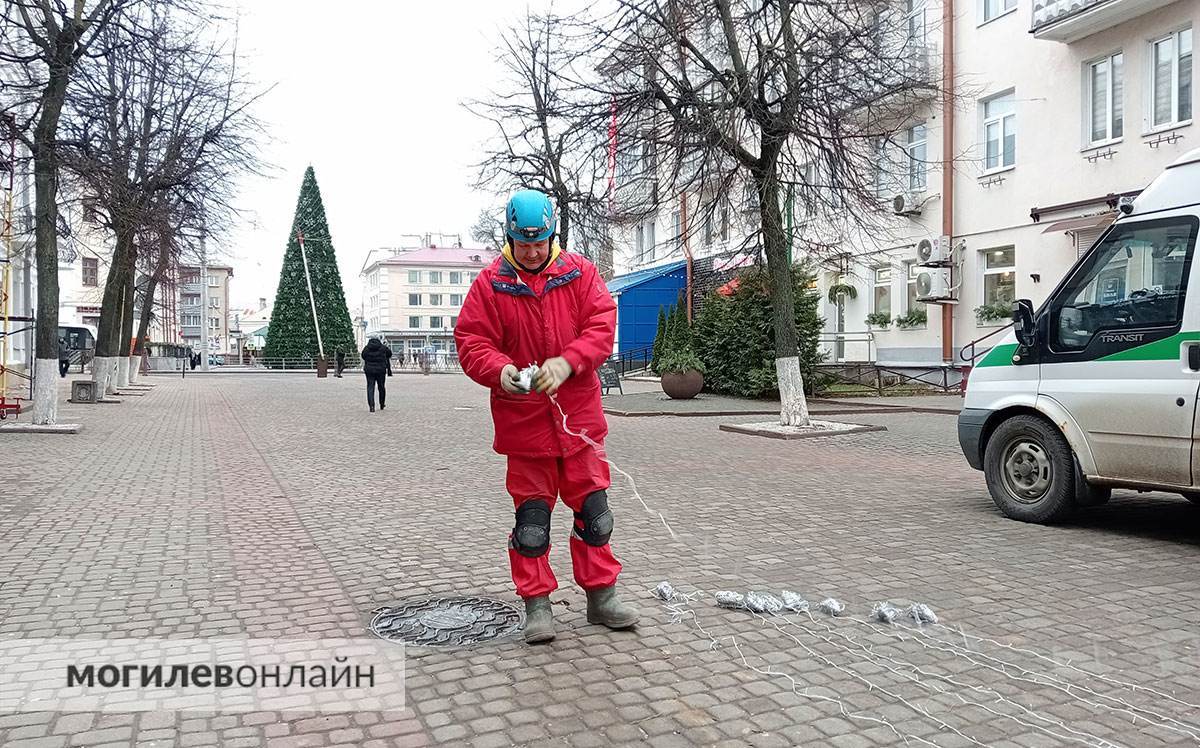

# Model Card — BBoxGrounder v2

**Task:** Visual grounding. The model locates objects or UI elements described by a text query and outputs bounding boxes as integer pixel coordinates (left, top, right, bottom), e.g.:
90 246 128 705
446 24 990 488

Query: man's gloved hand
500 364 523 394
534 357 572 395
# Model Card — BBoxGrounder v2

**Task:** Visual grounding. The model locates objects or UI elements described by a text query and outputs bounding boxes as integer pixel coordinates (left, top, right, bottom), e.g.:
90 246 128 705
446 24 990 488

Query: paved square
1 373 1198 747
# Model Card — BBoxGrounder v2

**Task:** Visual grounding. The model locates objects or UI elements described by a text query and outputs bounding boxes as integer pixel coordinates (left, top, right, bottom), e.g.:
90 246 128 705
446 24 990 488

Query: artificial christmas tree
264 167 356 366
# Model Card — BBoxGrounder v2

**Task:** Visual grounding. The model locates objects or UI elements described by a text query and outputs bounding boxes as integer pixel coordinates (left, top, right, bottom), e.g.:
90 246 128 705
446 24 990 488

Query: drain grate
370 596 524 647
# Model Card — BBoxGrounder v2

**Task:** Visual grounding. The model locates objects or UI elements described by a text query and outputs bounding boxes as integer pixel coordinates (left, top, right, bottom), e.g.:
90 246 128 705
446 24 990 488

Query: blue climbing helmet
505 189 557 243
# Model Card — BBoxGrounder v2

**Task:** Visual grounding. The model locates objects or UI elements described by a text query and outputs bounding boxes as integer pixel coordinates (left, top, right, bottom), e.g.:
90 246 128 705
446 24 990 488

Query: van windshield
1049 216 1198 353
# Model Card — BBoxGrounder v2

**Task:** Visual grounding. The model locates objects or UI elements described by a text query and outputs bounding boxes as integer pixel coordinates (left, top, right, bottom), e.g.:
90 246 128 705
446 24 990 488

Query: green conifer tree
263 167 357 363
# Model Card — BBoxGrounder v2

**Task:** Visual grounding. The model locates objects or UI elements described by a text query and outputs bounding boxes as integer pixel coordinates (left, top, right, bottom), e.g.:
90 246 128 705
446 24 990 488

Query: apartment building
178 264 234 355
359 246 497 360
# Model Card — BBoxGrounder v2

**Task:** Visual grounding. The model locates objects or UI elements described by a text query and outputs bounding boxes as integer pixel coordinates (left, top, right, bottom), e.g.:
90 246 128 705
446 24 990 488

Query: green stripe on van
1098 331 1200 362
975 343 1018 367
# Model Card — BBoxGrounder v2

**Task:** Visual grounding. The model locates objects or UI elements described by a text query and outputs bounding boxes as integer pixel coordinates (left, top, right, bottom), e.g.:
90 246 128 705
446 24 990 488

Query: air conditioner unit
892 193 922 216
915 268 952 301
916 235 952 266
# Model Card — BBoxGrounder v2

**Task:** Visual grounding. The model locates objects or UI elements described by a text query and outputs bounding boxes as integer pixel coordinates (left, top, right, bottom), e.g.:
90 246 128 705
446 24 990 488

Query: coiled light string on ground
925 623 1200 715
779 607 1125 748
709 587 1200 745
899 624 1200 742
655 586 938 747
550 392 1194 745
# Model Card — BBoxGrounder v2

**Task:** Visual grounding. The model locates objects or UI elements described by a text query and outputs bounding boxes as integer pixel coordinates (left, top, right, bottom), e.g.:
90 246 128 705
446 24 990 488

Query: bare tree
59 4 265 393
0 0 138 424
467 9 612 271
583 0 940 425
469 208 503 252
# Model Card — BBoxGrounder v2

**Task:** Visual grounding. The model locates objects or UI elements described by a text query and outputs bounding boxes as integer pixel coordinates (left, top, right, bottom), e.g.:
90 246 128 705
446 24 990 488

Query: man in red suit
454 189 639 644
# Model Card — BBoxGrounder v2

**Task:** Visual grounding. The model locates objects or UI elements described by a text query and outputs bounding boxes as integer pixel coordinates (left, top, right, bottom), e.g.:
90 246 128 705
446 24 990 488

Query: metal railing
608 344 655 377
958 322 1014 364
817 330 875 362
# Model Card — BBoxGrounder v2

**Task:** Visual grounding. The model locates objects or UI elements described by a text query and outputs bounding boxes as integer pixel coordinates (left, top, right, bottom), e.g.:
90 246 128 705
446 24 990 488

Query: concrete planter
661 370 704 399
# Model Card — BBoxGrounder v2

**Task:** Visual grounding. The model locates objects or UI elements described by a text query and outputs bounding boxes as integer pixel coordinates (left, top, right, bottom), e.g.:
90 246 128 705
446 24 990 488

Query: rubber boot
523 595 555 644
586 585 639 629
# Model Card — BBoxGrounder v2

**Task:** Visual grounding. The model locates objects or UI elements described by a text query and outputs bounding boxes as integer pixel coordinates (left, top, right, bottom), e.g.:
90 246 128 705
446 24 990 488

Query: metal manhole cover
370 596 524 647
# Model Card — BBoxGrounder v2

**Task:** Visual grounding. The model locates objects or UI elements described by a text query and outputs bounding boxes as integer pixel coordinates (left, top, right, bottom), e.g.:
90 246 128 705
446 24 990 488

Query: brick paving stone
2 375 1198 748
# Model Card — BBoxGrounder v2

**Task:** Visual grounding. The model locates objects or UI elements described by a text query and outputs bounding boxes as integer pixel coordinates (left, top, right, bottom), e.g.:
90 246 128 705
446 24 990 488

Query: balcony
1031 0 1177 42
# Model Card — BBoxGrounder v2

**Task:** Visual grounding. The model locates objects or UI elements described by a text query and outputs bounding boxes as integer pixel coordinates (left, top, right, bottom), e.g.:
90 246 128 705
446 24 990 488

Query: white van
959 147 1200 523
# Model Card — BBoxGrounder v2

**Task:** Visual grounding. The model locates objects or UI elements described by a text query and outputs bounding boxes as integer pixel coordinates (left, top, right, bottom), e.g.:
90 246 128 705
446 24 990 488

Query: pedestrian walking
58 337 71 378
360 337 390 412
454 189 637 644
335 348 346 378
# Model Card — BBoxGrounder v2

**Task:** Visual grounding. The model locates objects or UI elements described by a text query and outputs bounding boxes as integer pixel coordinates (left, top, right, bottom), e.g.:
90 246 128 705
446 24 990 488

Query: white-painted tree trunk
127 355 140 385
31 359 59 425
92 356 115 397
116 357 130 389
776 356 811 427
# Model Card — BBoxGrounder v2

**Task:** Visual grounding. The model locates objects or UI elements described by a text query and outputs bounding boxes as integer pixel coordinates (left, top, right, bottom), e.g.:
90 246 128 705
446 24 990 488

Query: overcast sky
217 0 553 313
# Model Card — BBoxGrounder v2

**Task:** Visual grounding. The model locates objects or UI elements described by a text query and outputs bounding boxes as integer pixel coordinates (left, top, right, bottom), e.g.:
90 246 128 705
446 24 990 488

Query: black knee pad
573 490 613 546
511 499 551 558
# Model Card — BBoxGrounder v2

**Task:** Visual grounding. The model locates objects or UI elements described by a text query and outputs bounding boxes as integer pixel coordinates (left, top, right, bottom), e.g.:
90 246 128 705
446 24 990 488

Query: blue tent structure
606 261 687 354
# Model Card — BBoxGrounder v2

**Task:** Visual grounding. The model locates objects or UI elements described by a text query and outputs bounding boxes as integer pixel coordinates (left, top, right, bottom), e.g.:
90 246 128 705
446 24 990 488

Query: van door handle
1189 345 1200 371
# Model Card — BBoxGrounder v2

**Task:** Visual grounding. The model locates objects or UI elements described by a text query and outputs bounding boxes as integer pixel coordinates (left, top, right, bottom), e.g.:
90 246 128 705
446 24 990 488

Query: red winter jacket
454 251 616 458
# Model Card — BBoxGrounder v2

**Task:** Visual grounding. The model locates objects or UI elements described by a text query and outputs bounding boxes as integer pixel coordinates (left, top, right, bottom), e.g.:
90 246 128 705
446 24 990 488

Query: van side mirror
1012 299 1036 348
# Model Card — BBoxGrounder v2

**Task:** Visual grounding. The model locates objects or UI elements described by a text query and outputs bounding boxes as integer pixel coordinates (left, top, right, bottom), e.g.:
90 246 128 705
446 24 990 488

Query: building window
430 316 444 329
450 294 463 306
672 210 682 248
409 316 420 329
450 271 462 284
873 139 891 195
719 203 730 241
873 267 892 317
983 92 1016 171
408 294 421 306
182 294 199 306
450 316 458 328
982 0 1016 24
82 257 98 286
207 275 219 287
209 297 219 308
1085 52 1124 145
430 294 442 305
368 272 378 288
209 317 220 329
703 202 714 246
905 262 926 323
408 270 421 284
182 314 200 326
980 247 1016 321
429 271 442 284
637 219 656 263
1150 28 1192 130
905 123 927 191
907 0 926 44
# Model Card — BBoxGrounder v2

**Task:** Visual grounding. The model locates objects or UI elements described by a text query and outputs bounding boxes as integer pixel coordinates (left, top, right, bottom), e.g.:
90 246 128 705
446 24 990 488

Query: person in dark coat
58 337 71 378
335 348 346 378
360 337 390 412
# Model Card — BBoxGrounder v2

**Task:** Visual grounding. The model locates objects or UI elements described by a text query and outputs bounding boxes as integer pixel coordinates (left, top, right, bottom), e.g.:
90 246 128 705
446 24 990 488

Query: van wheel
984 415 1075 523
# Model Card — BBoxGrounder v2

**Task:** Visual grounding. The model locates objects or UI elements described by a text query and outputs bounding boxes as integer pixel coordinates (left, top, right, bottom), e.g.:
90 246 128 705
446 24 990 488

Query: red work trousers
506 447 623 599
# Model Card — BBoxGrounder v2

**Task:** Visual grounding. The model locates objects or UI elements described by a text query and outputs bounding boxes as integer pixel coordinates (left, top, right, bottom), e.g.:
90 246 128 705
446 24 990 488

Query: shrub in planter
651 306 668 374
865 312 892 329
659 348 706 399
974 301 1013 324
692 266 825 399
894 308 927 329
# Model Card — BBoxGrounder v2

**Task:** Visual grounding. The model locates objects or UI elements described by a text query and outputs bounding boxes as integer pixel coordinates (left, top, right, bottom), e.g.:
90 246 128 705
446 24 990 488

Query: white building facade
608 0 1195 372
360 246 497 360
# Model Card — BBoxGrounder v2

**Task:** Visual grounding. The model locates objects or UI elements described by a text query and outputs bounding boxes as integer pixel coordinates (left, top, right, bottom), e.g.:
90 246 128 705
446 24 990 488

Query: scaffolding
0 116 32 419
